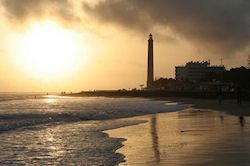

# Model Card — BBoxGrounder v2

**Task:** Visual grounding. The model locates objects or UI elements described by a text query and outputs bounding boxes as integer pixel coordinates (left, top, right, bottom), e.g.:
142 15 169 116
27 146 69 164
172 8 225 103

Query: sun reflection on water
38 128 66 160
46 98 55 103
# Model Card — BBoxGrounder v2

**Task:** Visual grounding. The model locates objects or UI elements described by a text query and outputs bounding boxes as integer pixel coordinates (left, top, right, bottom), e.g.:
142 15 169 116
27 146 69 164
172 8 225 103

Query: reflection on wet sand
150 115 160 162
107 109 250 166
220 115 224 124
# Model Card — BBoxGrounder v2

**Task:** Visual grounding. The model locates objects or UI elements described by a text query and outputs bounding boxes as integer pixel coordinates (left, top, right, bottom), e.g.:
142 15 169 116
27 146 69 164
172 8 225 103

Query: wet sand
106 108 250 166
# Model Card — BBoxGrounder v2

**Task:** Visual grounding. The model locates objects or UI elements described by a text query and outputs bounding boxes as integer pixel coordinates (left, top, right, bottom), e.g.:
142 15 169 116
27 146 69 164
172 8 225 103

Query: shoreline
65 90 250 101
64 93 250 117
103 97 250 165
106 107 250 165
166 97 250 116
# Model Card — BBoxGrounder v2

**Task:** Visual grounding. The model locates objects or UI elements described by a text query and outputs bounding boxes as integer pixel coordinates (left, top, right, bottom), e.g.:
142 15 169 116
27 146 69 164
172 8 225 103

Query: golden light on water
46 98 55 103
18 21 84 80
45 95 74 103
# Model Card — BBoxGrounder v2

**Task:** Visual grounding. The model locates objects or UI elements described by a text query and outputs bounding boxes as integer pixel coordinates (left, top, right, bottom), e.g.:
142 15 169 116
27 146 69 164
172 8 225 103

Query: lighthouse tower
147 34 154 89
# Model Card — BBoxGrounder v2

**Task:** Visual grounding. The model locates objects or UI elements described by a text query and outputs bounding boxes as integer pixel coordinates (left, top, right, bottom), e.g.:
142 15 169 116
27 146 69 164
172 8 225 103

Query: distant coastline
65 90 250 117
64 90 250 100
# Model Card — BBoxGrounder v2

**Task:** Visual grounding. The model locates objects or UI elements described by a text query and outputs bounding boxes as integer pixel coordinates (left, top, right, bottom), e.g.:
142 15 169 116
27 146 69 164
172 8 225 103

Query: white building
175 61 225 81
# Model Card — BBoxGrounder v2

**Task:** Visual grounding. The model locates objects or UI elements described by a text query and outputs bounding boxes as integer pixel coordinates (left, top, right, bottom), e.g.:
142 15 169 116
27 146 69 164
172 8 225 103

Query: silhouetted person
236 86 242 105
217 88 223 105
239 116 245 128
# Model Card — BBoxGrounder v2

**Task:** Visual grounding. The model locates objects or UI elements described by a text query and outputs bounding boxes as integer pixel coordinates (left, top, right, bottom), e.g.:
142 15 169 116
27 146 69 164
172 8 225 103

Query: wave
0 96 188 133
0 93 51 102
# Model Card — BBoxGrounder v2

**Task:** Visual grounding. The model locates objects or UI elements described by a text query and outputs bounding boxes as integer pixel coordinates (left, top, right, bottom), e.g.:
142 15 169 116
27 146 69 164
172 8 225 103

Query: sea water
0 93 187 165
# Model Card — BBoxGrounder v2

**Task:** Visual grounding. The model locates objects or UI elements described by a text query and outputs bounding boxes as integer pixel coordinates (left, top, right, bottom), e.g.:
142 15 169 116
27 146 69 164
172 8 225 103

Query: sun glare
19 21 83 80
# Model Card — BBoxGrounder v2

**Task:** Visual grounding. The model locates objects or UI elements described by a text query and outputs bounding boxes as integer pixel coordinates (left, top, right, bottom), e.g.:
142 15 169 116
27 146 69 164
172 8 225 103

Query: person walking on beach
217 88 223 105
239 116 245 128
236 86 242 105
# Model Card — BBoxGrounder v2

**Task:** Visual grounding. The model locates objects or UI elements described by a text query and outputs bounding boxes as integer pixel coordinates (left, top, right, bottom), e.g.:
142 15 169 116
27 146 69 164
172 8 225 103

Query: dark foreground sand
106 99 250 166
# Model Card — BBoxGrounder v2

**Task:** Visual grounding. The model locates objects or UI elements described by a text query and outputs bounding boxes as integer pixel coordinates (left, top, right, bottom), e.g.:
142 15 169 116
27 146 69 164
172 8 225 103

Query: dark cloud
1 0 78 25
83 0 250 55
1 0 250 55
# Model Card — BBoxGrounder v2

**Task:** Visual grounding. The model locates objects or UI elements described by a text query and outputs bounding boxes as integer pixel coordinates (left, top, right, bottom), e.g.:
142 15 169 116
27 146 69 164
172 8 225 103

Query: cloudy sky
0 0 249 92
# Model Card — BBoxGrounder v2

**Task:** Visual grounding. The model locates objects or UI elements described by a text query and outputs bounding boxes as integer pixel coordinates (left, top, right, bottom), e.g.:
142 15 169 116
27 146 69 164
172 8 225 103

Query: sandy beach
106 98 250 166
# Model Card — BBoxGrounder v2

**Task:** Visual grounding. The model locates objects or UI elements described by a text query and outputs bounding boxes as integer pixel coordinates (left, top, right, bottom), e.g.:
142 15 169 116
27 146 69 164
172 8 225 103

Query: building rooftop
176 61 225 68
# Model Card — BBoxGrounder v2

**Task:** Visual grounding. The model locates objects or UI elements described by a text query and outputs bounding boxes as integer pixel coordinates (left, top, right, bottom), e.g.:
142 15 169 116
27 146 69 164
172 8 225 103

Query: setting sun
19 21 83 80
1 1 250 165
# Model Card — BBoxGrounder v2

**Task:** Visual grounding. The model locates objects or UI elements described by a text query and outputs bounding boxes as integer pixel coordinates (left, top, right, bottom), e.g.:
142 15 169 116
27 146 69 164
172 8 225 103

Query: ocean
0 93 187 165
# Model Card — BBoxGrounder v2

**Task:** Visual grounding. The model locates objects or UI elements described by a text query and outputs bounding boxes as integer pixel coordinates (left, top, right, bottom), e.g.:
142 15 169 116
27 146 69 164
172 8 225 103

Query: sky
0 0 249 92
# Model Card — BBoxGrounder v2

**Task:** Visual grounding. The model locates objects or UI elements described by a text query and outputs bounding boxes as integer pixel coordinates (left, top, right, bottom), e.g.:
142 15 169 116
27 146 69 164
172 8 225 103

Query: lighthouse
147 33 154 89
